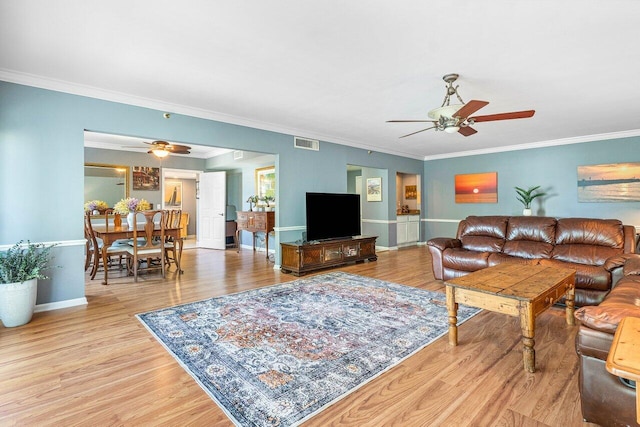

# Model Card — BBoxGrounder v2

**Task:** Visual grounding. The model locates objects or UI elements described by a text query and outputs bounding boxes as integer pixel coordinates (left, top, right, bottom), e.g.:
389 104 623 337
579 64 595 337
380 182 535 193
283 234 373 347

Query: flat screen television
305 192 361 242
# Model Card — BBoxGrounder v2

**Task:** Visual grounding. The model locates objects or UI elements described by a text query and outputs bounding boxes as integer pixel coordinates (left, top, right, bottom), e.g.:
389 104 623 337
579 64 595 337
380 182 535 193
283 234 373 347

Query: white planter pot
0 278 37 327
523 208 532 216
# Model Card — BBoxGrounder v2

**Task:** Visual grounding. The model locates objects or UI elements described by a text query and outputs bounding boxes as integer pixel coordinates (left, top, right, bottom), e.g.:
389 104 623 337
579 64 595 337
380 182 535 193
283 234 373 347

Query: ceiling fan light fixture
444 126 460 134
152 148 169 158
428 104 464 120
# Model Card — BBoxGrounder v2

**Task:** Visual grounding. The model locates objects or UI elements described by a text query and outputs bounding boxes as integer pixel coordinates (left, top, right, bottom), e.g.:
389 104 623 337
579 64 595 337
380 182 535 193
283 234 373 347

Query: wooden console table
606 316 640 424
236 211 275 259
280 236 377 276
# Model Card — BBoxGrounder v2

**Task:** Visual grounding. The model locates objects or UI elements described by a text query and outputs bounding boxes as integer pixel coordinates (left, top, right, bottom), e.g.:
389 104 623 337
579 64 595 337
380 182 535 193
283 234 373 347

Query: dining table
92 223 184 285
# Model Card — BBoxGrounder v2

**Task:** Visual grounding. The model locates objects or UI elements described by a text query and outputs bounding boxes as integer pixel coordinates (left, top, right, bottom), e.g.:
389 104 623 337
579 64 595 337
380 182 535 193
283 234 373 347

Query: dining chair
84 211 129 280
163 209 182 268
126 210 168 282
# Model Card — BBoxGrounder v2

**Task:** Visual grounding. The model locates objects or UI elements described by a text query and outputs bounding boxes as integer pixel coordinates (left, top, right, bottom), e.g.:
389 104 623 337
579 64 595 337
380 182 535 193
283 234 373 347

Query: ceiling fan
387 74 535 138
126 140 192 157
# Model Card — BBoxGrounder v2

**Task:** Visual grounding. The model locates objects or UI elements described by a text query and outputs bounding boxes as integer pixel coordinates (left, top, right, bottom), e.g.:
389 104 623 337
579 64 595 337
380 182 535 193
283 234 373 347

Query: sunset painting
578 162 640 202
455 172 498 203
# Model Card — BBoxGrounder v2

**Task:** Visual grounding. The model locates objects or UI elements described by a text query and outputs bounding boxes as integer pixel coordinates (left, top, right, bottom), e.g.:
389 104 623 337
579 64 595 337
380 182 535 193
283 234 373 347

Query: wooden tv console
280 236 377 276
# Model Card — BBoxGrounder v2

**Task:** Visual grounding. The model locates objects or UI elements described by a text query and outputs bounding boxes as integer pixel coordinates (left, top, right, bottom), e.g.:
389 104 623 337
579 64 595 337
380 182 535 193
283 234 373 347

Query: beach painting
455 172 498 203
578 162 640 202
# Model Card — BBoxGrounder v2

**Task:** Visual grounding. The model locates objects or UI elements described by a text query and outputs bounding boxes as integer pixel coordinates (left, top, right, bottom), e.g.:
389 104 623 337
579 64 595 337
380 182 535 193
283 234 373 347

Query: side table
606 316 640 424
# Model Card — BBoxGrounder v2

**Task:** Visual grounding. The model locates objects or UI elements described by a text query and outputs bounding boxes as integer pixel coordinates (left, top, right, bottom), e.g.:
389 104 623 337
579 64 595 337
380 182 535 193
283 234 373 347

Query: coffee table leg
520 304 535 373
565 284 576 326
446 285 458 346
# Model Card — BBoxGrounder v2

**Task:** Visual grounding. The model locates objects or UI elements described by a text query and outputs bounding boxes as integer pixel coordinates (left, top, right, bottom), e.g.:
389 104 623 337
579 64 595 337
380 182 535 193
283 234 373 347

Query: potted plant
0 240 57 327
260 195 275 211
246 195 258 212
515 186 546 216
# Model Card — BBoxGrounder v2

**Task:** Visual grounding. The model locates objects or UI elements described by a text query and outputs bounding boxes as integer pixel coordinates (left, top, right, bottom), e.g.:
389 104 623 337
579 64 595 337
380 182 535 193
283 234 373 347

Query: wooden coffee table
445 263 576 373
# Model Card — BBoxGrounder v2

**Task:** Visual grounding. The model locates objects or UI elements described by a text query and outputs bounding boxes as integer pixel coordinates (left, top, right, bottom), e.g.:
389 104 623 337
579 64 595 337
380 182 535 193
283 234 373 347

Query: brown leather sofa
574 256 640 427
427 216 636 306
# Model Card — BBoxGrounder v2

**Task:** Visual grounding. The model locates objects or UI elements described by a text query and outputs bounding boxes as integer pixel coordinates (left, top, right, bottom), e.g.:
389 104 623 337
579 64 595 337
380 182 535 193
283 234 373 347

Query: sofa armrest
575 277 640 334
426 237 461 251
603 253 639 272
623 255 640 276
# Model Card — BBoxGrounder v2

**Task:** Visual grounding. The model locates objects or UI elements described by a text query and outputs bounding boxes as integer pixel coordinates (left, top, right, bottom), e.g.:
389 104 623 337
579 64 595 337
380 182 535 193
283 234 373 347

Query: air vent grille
233 150 243 160
294 136 319 151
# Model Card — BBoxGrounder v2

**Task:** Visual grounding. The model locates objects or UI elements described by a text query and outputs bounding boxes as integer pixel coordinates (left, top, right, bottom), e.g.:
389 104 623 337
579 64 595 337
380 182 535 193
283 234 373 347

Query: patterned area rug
137 272 480 426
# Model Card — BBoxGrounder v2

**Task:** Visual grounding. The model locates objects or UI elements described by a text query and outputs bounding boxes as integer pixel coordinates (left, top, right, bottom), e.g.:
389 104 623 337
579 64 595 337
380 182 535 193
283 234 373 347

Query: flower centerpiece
84 200 109 213
113 197 151 228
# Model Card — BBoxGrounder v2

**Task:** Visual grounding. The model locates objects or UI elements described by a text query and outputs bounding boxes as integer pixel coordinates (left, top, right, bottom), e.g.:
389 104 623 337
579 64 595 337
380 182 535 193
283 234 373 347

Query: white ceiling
2 1 640 160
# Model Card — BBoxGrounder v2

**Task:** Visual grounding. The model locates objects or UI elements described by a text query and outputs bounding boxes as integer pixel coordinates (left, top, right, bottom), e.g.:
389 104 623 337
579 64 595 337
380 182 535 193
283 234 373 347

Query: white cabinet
397 215 420 246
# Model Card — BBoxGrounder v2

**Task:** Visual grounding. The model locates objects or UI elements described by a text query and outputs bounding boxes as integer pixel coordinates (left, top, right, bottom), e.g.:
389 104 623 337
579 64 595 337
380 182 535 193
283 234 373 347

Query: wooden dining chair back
84 211 128 280
162 210 182 268
126 210 167 282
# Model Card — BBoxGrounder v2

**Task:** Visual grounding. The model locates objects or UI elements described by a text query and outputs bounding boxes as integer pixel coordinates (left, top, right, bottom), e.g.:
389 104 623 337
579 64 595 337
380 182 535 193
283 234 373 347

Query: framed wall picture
366 177 382 202
405 185 417 199
164 181 182 209
132 166 160 190
255 166 276 199
455 172 498 203
578 162 640 202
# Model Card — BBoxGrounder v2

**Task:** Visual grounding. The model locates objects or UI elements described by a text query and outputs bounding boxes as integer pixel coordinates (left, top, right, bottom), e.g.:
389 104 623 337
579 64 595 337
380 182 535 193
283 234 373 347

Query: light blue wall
423 137 640 240
0 81 424 305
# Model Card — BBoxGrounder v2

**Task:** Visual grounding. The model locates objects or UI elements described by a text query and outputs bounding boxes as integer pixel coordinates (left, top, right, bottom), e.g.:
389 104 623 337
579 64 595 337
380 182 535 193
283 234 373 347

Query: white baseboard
34 297 88 313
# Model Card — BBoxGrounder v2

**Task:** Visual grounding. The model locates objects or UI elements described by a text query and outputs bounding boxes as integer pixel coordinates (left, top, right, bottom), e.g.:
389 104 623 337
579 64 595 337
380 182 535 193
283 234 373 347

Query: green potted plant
246 195 259 212
515 186 546 216
0 240 56 327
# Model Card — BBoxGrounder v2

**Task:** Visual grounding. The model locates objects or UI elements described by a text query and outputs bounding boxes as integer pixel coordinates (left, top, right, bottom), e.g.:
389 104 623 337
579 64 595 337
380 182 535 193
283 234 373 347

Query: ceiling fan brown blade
470 110 535 123
458 126 478 137
166 144 191 153
453 100 489 119
387 120 434 123
399 126 436 138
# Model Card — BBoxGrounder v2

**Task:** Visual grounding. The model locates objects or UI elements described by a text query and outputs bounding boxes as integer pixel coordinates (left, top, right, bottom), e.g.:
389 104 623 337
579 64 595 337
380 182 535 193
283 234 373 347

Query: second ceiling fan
387 74 535 138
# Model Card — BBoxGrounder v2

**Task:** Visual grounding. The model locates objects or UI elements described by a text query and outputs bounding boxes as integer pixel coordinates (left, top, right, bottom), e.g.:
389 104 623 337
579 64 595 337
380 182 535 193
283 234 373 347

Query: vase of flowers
113 197 151 228
84 200 109 214
0 241 57 327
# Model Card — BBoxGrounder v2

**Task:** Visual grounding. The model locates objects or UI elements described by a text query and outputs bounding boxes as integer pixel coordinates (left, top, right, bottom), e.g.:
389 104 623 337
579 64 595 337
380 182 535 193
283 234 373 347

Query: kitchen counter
397 210 420 216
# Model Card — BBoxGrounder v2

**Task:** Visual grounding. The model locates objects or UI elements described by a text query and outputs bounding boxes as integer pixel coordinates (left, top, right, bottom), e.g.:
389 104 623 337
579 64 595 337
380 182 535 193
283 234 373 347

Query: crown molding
4 69 634 162
0 69 424 160
423 129 640 161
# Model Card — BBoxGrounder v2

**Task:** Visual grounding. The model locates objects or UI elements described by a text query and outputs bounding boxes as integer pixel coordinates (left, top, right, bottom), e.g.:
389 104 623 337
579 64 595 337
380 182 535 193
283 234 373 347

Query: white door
198 171 226 249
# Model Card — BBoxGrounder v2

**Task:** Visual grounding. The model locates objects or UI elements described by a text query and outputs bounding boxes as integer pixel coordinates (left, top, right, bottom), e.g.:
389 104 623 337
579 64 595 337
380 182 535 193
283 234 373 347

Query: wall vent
233 150 243 160
294 136 319 151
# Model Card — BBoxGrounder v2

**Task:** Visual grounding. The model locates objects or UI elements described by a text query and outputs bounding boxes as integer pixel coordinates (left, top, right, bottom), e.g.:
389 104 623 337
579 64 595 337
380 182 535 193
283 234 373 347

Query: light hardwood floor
0 246 594 426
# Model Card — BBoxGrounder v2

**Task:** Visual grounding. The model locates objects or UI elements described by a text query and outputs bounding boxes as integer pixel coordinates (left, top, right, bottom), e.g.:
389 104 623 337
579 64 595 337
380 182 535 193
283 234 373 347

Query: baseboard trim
35 297 88 313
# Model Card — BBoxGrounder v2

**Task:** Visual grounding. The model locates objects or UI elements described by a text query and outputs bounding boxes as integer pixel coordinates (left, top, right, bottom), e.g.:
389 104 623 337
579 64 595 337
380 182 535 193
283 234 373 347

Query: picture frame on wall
454 172 498 203
366 177 382 202
164 181 182 209
132 166 160 190
577 162 640 202
405 185 417 199
255 166 276 199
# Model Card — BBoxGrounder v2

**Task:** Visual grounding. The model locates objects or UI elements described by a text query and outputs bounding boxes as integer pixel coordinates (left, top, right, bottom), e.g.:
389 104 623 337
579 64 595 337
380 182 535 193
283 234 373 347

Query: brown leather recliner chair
574 256 640 427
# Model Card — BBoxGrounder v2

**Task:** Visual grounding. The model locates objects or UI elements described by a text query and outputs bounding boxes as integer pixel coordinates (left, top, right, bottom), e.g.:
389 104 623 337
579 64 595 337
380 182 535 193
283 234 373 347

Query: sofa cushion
552 218 625 265
539 259 610 291
459 216 508 253
574 277 640 334
506 216 557 243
